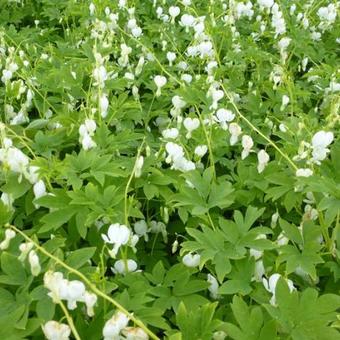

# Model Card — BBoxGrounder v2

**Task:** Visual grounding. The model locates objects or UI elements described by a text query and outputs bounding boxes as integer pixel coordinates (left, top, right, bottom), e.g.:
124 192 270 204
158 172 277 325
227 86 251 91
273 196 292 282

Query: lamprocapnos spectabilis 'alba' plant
0 1 339 339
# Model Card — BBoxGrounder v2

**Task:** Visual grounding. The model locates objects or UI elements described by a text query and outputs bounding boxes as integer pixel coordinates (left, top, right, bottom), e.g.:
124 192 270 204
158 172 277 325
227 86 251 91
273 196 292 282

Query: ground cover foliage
0 0 340 339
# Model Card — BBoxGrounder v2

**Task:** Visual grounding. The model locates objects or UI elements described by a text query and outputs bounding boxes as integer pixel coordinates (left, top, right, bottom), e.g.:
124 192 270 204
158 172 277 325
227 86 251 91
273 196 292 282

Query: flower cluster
102 311 148 340
79 119 97 150
44 271 97 317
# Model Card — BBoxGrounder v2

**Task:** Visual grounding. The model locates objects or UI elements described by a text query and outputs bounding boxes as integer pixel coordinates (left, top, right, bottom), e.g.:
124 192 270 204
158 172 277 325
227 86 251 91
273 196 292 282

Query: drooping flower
134 220 149 241
229 123 242 145
82 291 97 317
183 117 200 138
79 119 97 151
153 75 167 97
162 128 179 139
99 94 109 118
169 6 180 23
28 250 41 276
296 168 313 177
101 224 131 258
257 149 270 173
207 274 219 299
262 273 295 305
215 109 235 130
241 135 254 159
42 321 71 340
311 130 334 164
182 253 200 267
0 229 16 250
194 145 208 158
103 311 129 340
112 259 138 274
134 156 144 178
122 327 149 340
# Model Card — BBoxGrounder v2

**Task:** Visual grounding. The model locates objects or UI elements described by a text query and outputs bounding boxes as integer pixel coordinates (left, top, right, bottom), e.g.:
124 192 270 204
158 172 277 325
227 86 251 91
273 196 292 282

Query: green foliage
0 0 339 339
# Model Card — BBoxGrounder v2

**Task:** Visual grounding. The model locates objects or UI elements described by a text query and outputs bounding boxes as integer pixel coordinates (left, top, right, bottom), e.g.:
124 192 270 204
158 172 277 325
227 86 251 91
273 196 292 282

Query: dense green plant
0 0 339 339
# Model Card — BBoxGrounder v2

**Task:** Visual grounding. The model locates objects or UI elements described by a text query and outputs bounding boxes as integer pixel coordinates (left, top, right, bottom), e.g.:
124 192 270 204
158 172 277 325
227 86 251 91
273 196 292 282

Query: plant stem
58 300 81 340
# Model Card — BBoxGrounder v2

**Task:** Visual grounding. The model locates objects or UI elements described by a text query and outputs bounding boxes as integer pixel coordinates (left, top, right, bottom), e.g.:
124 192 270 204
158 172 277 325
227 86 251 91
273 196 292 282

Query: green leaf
0 252 26 285
65 247 96 269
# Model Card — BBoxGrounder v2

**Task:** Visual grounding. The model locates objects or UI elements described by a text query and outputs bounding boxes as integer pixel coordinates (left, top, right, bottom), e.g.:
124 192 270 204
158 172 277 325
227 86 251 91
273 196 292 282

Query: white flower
149 221 168 242
122 327 149 340
165 142 184 163
317 4 337 30
296 168 313 177
166 52 176 66
28 250 41 276
169 6 180 22
18 242 34 261
271 212 279 228
26 165 40 184
172 96 186 110
42 321 71 340
312 131 334 148
1 69 13 83
93 65 107 88
241 135 254 159
180 14 195 31
254 260 265 282
215 109 235 130
79 119 97 151
99 94 109 118
103 311 129 340
280 94 290 110
153 75 167 97
207 274 219 299
182 0 191 6
82 291 97 317
81 133 96 150
271 5 286 37
172 157 195 172
198 41 213 58
194 145 208 157
0 229 16 250
131 26 142 38
278 37 291 51
277 232 289 246
134 220 149 241
135 56 145 76
257 150 269 173
112 259 138 274
183 117 200 138
4 147 29 174
62 280 86 310
89 3 95 16
311 130 334 163
84 119 96 133
1 192 13 209
262 273 295 305
182 253 200 267
181 74 193 83
229 123 242 145
44 271 66 303
236 1 254 19
209 88 224 110
102 224 131 258
257 0 274 9
134 155 144 178
162 128 179 139
33 180 46 200
170 96 187 117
